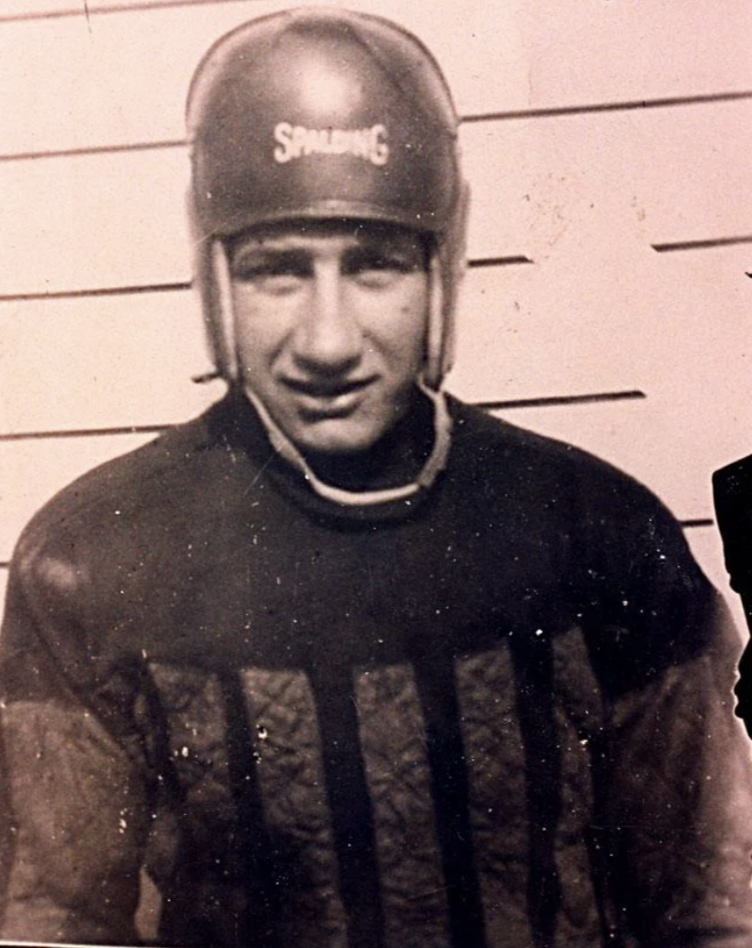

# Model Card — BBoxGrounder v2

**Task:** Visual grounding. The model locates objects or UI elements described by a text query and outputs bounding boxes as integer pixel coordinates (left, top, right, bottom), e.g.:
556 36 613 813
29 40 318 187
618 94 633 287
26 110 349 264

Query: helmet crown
187 7 463 240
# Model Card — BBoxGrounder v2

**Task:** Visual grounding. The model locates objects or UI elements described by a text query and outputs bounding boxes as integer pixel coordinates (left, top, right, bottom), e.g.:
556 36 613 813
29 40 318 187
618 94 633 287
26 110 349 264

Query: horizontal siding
462 101 752 259
490 398 716 522
2 101 752 296
0 148 192 296
0 0 750 156
451 242 751 412
0 432 157 563
0 290 215 433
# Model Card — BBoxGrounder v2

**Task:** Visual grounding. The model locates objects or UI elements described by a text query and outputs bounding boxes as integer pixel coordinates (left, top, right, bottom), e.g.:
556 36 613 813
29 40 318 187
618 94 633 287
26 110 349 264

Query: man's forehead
229 219 428 256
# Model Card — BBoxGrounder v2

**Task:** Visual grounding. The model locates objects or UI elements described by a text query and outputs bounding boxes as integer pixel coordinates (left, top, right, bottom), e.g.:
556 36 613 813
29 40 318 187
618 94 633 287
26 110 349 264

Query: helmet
186 6 468 389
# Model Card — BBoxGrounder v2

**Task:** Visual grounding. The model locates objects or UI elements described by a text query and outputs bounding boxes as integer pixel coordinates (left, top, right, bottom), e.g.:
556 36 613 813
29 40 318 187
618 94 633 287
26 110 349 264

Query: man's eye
347 254 419 286
231 260 308 292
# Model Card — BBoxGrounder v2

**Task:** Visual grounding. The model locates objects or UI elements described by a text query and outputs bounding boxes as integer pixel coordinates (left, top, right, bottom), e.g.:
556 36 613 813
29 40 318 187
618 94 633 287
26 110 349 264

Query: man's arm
0 546 151 945
583 496 752 947
608 602 752 946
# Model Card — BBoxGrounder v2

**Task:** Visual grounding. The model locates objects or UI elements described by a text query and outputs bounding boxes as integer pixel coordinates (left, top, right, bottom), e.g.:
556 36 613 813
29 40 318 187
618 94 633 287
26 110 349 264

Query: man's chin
288 417 386 458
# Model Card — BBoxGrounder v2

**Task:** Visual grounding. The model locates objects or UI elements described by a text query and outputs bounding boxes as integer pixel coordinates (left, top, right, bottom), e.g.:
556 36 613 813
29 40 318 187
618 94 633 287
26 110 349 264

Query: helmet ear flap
424 177 470 389
208 240 239 382
190 194 238 382
424 255 445 391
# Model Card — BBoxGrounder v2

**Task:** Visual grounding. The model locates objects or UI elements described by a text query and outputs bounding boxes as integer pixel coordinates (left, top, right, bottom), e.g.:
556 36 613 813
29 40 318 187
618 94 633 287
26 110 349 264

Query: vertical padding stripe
147 665 233 819
550 627 612 946
240 668 349 948
148 663 278 946
454 645 534 947
220 672 282 948
354 663 451 948
411 654 487 948
307 668 385 948
510 633 563 948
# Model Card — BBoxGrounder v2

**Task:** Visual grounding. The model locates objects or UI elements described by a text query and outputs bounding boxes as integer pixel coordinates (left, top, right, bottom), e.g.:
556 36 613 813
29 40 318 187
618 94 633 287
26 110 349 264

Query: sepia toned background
0 0 750 635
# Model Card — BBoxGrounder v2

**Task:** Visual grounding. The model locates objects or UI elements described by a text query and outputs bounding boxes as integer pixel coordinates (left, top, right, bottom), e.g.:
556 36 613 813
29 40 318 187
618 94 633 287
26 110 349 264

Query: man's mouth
283 376 374 398
282 376 376 416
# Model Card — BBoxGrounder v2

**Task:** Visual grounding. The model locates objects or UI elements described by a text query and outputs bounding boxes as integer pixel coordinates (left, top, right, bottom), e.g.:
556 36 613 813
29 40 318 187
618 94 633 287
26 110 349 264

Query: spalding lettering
273 123 389 166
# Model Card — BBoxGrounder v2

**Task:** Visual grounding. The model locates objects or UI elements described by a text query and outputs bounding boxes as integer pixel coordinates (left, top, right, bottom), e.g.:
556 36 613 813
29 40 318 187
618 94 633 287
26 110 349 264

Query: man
1 9 751 947
713 457 752 732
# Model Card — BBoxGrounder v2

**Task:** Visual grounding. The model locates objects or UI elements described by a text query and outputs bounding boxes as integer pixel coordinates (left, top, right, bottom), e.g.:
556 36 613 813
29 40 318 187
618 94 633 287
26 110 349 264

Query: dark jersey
2 393 751 947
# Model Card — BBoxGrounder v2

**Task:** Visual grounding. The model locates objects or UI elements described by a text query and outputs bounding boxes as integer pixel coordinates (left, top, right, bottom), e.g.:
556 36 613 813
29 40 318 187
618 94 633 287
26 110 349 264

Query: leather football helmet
187 7 468 389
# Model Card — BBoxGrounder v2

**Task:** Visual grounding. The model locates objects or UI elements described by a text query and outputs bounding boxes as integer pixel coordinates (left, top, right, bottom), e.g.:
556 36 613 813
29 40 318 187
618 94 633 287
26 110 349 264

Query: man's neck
242 382 452 508
301 390 436 493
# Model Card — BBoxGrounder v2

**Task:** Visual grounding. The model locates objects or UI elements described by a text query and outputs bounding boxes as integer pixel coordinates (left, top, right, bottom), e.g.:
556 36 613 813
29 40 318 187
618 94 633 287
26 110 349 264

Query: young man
1 9 751 947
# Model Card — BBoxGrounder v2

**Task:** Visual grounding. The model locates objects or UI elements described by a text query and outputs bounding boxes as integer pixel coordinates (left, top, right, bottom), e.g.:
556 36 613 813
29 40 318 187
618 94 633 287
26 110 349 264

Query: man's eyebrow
231 244 305 263
347 241 429 270
345 247 423 269
352 236 425 255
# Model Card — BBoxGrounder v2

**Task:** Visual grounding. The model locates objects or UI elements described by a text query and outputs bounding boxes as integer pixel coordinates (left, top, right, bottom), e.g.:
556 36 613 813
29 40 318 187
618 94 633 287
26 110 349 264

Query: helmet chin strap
243 380 452 507
423 254 445 391
209 237 453 506
211 239 239 380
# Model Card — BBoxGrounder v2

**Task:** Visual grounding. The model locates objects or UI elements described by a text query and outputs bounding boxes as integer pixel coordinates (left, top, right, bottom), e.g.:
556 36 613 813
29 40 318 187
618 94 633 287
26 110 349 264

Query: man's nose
291 264 362 374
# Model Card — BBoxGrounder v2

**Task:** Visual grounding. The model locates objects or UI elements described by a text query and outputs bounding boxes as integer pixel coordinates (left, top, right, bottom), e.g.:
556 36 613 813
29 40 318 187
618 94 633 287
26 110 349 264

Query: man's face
229 221 430 456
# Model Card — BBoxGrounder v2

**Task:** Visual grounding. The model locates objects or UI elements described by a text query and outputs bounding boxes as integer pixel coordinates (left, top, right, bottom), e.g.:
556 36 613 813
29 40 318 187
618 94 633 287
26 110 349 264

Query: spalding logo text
274 123 389 166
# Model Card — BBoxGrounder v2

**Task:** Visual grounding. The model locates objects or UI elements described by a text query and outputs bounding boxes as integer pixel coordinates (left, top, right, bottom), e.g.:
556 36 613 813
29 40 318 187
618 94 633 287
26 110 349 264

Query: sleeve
582 487 752 947
0 543 152 946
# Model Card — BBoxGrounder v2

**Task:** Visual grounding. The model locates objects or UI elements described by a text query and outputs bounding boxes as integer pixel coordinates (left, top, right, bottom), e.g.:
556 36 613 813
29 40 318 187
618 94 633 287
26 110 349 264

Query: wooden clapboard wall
0 0 751 631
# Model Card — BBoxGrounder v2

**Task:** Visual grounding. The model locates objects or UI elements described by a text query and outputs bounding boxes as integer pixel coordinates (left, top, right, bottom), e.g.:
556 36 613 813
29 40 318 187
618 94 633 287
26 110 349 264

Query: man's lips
280 375 377 418
281 376 375 398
